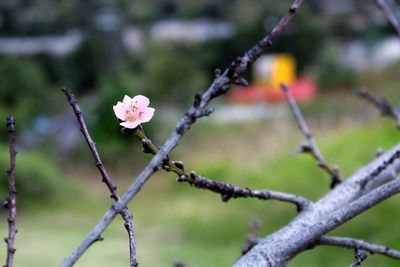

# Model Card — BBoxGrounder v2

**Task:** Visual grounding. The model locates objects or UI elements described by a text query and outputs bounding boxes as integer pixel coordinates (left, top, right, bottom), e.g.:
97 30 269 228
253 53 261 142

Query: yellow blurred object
253 54 296 90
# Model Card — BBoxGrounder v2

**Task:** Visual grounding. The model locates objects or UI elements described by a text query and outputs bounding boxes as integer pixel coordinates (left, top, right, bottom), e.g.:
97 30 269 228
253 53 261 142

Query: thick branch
60 1 304 266
355 87 400 128
234 143 400 266
4 116 17 267
61 88 137 267
281 84 342 188
318 236 400 260
242 234 400 261
375 0 400 37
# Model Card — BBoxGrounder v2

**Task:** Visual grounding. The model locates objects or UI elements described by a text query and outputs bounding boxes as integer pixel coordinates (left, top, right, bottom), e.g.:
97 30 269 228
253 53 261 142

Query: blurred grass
0 115 400 266
0 146 77 208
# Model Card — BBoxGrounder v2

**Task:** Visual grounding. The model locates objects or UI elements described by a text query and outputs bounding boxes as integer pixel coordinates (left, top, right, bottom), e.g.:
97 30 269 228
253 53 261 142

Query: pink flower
113 95 155 129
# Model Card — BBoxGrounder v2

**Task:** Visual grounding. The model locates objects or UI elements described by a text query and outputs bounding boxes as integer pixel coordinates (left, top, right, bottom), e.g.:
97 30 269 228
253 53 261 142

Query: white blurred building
340 36 400 70
150 19 234 43
0 30 82 56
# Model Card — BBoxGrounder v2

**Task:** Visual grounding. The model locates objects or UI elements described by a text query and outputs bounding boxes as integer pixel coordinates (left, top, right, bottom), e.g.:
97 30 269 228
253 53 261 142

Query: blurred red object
228 78 317 103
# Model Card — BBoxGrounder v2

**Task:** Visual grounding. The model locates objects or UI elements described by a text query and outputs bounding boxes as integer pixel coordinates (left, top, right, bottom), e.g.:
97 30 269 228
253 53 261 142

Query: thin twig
349 248 368 267
355 87 400 128
128 126 312 211
318 236 400 260
241 219 262 255
61 88 138 267
376 148 385 158
281 83 342 188
4 116 17 267
185 173 311 210
60 1 304 266
375 0 400 37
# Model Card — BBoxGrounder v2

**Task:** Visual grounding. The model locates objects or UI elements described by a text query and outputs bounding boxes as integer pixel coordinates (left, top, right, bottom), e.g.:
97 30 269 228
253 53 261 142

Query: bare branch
318 236 400 260
61 88 138 267
128 126 312 211
348 249 367 267
60 1 305 265
281 83 342 188
235 0 304 72
241 220 262 256
375 0 400 37
355 87 400 128
184 173 311 210
376 147 385 158
234 143 400 266
4 116 17 267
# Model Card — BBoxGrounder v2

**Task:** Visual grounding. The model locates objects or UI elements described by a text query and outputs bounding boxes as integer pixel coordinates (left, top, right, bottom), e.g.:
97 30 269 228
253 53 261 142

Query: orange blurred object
228 78 317 103
228 53 317 103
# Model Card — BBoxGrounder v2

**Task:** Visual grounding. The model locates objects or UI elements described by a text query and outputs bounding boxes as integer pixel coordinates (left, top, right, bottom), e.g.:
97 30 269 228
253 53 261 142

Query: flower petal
132 95 150 109
140 107 155 123
123 95 132 103
113 102 127 120
120 120 140 129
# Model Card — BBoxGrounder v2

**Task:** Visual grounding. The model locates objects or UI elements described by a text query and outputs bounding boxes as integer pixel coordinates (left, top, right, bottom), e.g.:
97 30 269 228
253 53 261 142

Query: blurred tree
66 37 101 94
140 43 208 107
315 42 357 90
0 57 52 132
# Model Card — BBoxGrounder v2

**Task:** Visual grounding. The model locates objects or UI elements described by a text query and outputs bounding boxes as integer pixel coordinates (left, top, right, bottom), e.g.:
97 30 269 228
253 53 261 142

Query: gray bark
234 143 400 266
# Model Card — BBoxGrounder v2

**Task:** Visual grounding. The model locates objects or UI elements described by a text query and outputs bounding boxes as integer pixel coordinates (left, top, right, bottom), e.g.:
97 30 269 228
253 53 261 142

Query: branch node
3 199 9 209
214 68 222 78
189 171 197 181
221 193 232 202
193 92 202 108
172 160 185 171
195 107 215 118
233 77 249 87
176 175 187 182
351 248 368 267
6 116 15 132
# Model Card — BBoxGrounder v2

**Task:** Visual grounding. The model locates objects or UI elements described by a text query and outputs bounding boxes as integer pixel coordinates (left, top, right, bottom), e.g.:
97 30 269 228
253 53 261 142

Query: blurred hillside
1 1 400 154
1 1 400 266
1 0 400 202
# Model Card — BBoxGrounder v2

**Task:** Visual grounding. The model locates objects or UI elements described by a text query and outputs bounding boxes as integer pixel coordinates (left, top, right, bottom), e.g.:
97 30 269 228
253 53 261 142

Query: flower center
125 104 143 122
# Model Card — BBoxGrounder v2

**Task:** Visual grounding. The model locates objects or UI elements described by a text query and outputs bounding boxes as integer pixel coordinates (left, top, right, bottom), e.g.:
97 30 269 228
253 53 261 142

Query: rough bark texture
234 144 400 266
4 116 17 267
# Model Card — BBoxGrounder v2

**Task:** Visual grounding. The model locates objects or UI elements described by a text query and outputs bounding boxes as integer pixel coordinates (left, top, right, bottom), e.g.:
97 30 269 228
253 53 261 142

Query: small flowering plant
113 95 155 129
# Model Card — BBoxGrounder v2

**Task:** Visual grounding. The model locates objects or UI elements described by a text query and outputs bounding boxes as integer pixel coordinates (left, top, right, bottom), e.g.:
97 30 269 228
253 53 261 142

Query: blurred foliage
315 43 358 90
0 145 75 207
86 72 154 163
268 6 331 73
0 0 398 159
0 116 399 266
66 37 102 94
0 56 60 137
140 43 209 106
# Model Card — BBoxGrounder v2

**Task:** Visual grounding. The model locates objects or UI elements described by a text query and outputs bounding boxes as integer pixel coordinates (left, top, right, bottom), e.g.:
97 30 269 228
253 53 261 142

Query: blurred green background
0 0 400 266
